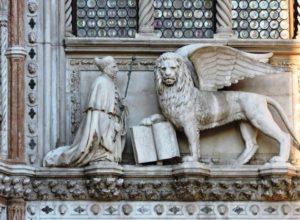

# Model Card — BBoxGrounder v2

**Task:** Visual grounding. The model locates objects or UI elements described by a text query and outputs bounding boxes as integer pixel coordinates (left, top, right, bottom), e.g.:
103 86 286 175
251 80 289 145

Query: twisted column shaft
138 0 154 33
216 0 232 33
0 9 8 158
65 0 73 36
297 0 300 38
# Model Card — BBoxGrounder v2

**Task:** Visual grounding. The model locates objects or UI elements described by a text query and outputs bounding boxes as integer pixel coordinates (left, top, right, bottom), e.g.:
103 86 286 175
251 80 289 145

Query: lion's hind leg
246 106 290 164
235 122 258 165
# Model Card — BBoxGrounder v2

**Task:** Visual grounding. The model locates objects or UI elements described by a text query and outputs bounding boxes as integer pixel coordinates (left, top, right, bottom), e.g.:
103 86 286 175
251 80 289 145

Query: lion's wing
188 45 282 91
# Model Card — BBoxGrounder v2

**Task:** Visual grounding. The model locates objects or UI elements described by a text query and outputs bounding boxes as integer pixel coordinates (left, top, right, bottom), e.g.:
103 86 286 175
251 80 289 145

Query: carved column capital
7 198 25 220
214 0 235 38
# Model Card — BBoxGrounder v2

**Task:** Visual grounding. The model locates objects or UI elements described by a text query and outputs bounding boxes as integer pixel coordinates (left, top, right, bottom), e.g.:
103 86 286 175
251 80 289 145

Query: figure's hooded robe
43 74 127 167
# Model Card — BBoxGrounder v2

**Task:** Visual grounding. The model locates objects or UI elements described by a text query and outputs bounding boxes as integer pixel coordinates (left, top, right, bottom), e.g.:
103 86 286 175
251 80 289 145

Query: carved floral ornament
0 174 298 202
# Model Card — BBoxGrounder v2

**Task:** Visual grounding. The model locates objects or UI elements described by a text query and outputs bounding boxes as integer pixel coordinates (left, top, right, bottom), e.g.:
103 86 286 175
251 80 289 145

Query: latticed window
71 0 295 39
153 0 215 38
76 0 138 37
232 0 290 39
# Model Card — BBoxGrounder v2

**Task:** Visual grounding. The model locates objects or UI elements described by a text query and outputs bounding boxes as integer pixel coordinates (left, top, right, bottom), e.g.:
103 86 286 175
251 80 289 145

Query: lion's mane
154 52 198 128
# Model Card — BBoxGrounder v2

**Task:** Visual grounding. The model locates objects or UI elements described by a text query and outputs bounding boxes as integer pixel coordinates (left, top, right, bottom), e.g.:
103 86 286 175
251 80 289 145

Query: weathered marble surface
141 45 298 165
64 54 296 166
44 57 127 167
26 201 300 219
0 161 298 202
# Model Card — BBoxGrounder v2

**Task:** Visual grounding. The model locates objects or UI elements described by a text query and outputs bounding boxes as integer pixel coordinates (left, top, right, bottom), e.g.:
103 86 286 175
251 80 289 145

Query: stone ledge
0 161 298 178
64 37 300 54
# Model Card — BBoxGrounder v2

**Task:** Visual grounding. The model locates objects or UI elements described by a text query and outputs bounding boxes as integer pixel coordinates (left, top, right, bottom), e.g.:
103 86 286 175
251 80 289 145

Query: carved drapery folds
0 0 8 158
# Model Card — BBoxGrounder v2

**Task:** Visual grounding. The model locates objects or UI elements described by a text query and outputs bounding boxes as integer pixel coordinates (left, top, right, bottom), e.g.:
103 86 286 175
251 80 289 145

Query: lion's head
155 52 194 95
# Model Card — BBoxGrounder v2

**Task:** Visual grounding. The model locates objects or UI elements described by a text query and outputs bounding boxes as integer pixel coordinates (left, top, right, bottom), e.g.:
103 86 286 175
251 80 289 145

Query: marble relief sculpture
43 56 127 167
142 44 299 165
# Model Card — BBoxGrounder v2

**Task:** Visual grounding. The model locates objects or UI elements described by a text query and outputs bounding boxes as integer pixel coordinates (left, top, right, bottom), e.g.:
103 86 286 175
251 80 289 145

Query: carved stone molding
25 0 38 165
1 175 298 202
26 201 300 219
0 163 297 202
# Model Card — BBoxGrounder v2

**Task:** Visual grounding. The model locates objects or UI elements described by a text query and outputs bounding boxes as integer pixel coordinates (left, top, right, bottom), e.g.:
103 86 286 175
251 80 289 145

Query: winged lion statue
141 44 299 165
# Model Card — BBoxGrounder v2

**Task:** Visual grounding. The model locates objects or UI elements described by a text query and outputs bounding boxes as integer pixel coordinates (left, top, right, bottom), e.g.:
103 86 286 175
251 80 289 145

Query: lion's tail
266 97 300 148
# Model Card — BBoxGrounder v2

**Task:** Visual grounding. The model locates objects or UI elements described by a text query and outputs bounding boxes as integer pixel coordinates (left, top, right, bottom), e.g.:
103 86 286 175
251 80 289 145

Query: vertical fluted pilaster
215 0 234 38
65 0 73 37
137 0 156 37
0 0 8 158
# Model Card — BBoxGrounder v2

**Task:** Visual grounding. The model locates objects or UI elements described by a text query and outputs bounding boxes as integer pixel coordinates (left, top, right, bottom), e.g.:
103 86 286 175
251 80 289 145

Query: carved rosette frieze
138 0 154 33
26 200 300 219
25 0 38 164
215 0 234 37
0 0 8 158
65 0 73 37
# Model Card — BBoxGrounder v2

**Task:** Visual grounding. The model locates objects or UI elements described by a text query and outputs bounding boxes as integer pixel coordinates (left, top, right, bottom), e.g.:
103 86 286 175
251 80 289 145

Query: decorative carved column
297 0 300 39
214 0 235 38
5 0 26 162
7 199 25 220
65 0 73 37
136 0 157 38
0 0 8 158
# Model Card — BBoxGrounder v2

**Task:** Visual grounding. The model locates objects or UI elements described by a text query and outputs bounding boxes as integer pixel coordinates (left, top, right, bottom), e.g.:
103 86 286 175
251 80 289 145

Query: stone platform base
26 201 300 220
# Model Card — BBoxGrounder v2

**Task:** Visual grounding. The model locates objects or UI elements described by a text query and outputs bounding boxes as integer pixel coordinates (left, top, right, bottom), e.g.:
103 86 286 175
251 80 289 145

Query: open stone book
131 122 180 164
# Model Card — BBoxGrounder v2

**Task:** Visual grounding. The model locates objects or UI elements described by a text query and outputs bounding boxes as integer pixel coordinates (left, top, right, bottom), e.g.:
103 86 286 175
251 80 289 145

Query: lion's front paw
269 156 287 163
182 155 198 162
140 117 153 126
